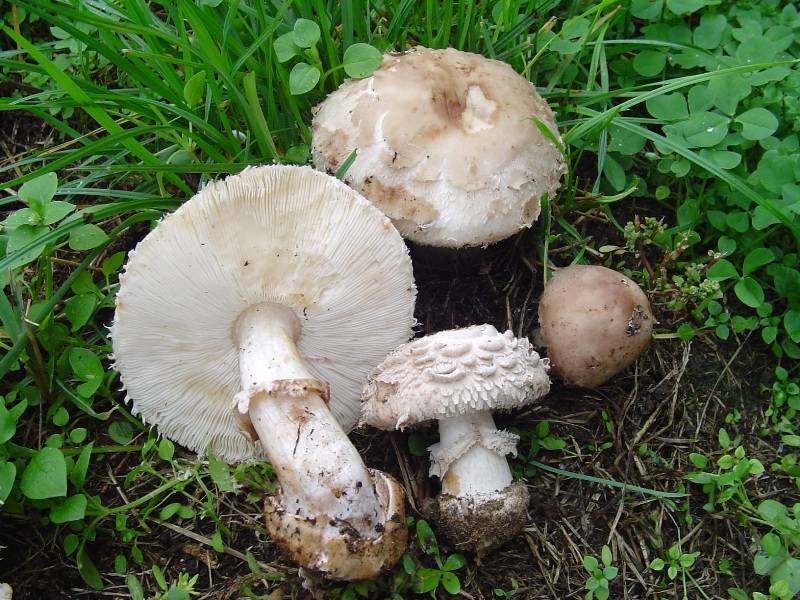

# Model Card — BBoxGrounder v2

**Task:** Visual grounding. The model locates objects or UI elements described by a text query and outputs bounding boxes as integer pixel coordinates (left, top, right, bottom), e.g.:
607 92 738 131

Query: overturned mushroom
111 166 415 580
538 265 654 388
362 325 550 553
312 46 565 248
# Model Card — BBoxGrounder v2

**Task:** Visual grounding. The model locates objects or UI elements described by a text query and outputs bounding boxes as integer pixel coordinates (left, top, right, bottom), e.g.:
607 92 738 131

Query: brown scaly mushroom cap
362 325 550 553
312 46 565 248
112 165 415 579
538 265 654 388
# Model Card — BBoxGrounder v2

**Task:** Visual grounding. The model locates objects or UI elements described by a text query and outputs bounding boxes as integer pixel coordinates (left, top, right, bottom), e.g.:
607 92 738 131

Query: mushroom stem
235 303 382 536
431 411 516 497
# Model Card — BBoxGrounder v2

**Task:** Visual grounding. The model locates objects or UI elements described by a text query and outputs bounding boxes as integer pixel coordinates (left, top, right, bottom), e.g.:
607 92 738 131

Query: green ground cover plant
1 0 800 597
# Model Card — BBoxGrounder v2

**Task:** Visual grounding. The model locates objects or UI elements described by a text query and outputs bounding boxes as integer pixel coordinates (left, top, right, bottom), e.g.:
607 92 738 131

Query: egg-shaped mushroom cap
312 46 565 248
362 325 550 430
538 265 654 388
112 166 416 462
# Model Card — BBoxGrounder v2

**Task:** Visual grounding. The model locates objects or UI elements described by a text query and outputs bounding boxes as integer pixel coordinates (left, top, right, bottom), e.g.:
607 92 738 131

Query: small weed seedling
685 428 764 511
649 544 700 583
583 545 618 600
403 519 466 597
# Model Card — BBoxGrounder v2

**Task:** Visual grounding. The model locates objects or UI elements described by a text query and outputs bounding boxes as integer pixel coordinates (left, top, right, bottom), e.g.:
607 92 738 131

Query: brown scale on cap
538 265 654 388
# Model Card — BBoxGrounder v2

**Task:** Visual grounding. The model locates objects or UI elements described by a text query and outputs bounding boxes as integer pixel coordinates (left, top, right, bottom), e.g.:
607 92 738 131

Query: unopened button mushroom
111 165 416 580
538 265 655 388
312 46 566 248
361 325 551 553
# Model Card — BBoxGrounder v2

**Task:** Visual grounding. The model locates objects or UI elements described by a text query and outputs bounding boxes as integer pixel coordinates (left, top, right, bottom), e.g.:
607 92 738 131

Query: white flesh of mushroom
235 303 381 533
429 411 518 498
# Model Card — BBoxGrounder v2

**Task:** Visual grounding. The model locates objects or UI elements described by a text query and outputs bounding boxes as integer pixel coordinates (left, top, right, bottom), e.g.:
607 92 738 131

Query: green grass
2 0 800 597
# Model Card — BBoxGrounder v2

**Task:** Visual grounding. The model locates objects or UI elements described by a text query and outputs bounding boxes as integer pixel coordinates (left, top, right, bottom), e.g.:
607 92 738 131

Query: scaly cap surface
312 46 565 248
362 325 550 430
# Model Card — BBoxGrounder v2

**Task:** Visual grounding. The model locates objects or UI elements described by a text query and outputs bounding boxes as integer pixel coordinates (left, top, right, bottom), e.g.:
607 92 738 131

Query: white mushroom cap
362 324 550 430
111 165 416 462
312 46 565 248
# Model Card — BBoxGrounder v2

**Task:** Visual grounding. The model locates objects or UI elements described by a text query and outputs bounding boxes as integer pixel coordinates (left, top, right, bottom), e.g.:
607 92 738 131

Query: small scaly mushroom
362 325 550 553
112 166 416 580
312 46 565 248
538 265 654 388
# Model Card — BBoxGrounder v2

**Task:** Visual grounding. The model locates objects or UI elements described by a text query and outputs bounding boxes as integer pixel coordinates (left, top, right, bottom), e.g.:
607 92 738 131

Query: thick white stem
236 303 382 536
436 412 514 497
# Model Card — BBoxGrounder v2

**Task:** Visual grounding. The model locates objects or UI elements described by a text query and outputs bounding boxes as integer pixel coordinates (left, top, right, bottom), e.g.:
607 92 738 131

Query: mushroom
312 46 566 248
538 265 654 388
111 165 416 580
361 325 550 553
0 583 11 600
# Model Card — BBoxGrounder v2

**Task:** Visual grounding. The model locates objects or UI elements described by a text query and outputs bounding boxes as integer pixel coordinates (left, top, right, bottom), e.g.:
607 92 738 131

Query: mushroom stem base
424 479 529 555
264 469 408 581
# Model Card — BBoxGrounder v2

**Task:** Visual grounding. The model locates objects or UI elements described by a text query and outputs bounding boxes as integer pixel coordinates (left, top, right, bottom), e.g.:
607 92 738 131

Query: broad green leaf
743 248 775 276
708 75 750 116
343 43 383 78
633 50 666 77
0 398 26 444
273 32 299 63
108 421 133 445
736 108 779 141
70 442 93 488
414 570 441 593
77 547 104 590
69 224 109 251
0 462 16 504
127 574 145 600
693 14 726 49
65 294 96 332
20 447 67 499
687 85 714 113
697 149 740 170
114 554 127 575
584 556 599 572
666 0 709 15
6 225 49 269
101 252 125 277
726 211 749 233
160 502 181 520
289 62 320 95
183 71 206 107
70 271 97 295
167 587 190 600
52 407 69 427
443 553 465 571
208 455 236 492
734 277 765 308
42 201 75 226
4 208 41 228
707 259 739 280
69 348 104 398
784 311 800 343
19 172 58 213
292 19 320 48
675 112 729 148
63 533 80 556
50 494 87 523
158 439 175 461
441 572 461 595
631 0 663 20
646 93 688 121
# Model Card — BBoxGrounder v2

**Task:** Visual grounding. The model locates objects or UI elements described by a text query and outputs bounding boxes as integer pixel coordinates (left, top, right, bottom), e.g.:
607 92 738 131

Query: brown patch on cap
359 178 439 226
